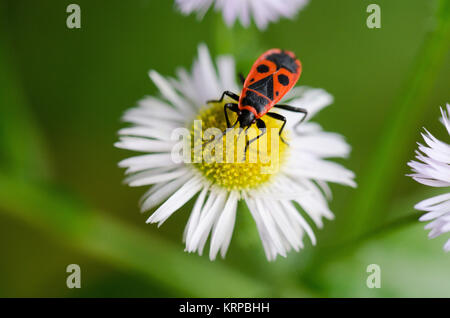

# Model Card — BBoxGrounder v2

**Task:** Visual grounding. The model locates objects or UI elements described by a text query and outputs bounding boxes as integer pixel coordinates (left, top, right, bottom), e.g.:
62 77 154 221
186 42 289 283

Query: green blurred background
0 0 449 297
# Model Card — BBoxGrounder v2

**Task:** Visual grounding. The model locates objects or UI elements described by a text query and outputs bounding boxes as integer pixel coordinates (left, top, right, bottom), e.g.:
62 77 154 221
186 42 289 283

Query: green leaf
0 4 50 179
344 0 450 238
0 174 271 297
311 188 450 297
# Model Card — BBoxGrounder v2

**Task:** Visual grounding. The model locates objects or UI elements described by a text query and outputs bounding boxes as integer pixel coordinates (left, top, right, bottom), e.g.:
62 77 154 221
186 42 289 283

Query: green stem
345 0 450 239
307 187 449 272
332 211 423 256
212 13 263 71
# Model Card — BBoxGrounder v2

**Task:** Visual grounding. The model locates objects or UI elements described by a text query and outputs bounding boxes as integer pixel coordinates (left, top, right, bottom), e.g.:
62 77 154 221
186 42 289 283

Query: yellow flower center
190 102 289 191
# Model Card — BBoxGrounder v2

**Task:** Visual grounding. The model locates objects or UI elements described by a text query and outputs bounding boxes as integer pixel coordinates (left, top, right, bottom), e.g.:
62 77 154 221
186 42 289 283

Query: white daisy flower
408 104 450 252
115 44 356 261
175 0 310 30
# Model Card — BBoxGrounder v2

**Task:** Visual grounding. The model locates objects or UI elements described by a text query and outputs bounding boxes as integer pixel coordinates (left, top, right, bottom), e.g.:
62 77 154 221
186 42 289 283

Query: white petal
138 96 186 121
245 197 278 261
115 137 174 153
192 44 222 103
149 70 194 116
122 109 181 129
119 153 178 174
281 87 334 124
217 56 239 93
146 175 203 225
415 193 450 212
126 168 187 187
441 104 450 135
187 189 227 254
286 155 357 188
290 131 351 158
140 171 192 212
183 185 210 243
280 200 316 245
444 239 450 252
118 127 172 142
209 191 238 260
267 199 303 251
177 0 309 30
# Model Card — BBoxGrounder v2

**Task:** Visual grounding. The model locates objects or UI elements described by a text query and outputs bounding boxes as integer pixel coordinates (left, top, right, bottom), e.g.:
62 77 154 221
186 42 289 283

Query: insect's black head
238 110 256 128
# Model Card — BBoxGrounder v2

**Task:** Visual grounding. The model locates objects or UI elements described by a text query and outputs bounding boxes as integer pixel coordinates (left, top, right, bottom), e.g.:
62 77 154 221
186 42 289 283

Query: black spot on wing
248 75 274 100
266 52 298 73
257 64 269 73
278 74 290 86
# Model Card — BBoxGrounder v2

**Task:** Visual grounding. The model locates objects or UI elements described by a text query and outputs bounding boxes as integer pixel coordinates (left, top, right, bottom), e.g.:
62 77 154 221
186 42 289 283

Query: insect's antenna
203 119 239 147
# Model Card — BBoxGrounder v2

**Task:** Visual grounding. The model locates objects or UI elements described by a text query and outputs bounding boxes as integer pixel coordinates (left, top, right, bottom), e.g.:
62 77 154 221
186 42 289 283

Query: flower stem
213 14 263 72
344 0 450 239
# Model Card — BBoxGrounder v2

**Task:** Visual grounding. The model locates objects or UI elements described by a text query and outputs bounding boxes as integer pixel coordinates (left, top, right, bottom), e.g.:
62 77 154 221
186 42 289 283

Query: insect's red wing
244 49 280 89
244 49 302 105
271 67 301 105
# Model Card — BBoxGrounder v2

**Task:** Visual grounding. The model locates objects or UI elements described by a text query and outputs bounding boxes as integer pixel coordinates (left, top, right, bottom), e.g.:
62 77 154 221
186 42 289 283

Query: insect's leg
203 103 238 144
273 104 308 134
238 73 246 86
207 91 240 104
266 112 288 145
243 119 267 159
203 119 239 147
224 103 239 128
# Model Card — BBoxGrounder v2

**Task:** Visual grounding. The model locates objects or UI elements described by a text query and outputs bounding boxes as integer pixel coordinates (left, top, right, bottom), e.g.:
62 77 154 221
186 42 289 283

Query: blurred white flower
408 104 450 252
175 0 310 30
115 44 355 261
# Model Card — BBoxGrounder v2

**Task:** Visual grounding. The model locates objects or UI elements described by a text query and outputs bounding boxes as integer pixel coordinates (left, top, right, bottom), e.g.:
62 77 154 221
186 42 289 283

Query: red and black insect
205 48 307 153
